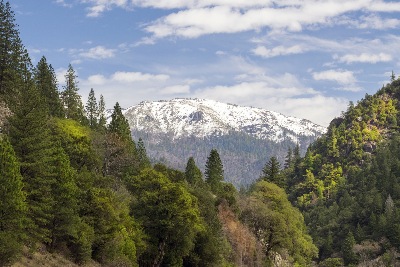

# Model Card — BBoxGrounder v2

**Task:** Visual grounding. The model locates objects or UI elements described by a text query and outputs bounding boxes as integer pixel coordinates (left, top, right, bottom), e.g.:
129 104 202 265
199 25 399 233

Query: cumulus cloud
252 45 305 58
80 46 116 59
312 69 357 85
193 81 347 126
337 53 392 64
72 0 400 38
160 85 191 95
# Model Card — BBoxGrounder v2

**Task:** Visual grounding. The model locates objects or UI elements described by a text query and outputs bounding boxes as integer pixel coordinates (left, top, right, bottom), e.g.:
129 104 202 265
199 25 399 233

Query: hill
282 77 400 265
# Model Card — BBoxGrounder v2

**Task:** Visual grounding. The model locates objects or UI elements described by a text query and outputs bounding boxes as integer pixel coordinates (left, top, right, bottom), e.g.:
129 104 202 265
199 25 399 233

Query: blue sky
11 0 400 126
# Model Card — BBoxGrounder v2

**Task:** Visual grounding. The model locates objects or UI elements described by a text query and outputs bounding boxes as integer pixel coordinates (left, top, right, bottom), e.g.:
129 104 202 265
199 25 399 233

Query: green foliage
8 82 56 243
128 168 203 266
34 56 63 117
185 157 204 187
0 135 27 265
261 156 284 187
0 0 31 107
85 88 98 129
241 181 318 266
108 102 132 142
205 149 224 193
51 118 99 170
61 64 85 122
341 232 358 265
137 137 151 170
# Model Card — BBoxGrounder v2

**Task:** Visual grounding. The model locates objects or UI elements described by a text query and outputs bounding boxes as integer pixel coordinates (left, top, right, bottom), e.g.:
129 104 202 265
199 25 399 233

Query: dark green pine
185 157 203 186
137 138 151 170
8 80 55 243
0 1 30 106
108 102 132 142
0 135 27 266
85 88 98 129
61 64 85 122
34 56 64 117
205 149 224 193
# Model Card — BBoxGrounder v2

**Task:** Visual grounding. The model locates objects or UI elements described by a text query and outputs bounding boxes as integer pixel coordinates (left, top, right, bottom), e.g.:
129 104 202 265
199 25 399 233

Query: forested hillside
275 74 400 266
0 1 316 266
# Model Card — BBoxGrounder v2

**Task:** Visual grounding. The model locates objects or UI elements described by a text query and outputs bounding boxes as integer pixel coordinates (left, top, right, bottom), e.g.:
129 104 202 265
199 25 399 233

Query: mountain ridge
123 98 326 186
123 98 326 142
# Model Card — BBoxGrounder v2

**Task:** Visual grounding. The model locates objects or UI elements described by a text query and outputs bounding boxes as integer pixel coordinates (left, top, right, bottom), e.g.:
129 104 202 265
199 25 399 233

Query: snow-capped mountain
123 98 326 187
123 98 326 143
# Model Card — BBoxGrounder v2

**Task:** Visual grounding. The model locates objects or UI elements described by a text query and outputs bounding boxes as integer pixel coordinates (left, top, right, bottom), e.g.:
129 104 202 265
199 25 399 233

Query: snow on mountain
123 98 326 143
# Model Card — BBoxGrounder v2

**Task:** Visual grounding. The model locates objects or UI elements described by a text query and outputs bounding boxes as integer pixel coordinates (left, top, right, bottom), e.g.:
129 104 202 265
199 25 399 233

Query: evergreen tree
0 0 30 106
284 147 293 169
261 156 281 186
61 64 85 122
85 88 98 129
341 232 358 265
108 102 131 142
137 138 151 170
48 143 79 251
34 56 63 117
8 80 55 243
97 94 106 130
0 135 27 265
104 102 137 177
185 157 203 186
205 149 224 193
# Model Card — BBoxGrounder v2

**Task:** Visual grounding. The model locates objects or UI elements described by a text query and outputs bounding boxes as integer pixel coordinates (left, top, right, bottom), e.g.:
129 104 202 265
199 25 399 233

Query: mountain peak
124 98 326 143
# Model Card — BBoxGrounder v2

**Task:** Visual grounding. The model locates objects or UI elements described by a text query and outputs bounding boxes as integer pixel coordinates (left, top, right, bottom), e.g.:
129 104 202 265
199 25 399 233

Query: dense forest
2 1 400 266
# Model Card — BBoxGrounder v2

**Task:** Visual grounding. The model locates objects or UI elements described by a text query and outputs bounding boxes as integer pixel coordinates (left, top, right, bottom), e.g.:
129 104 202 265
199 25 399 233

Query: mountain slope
123 98 326 186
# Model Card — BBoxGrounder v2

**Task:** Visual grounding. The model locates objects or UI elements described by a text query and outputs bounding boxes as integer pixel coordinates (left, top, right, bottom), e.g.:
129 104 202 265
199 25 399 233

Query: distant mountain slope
123 98 326 186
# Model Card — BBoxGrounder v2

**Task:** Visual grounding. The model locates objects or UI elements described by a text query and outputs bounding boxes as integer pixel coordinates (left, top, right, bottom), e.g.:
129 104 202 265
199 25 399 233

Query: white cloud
252 45 305 58
193 81 346 126
338 53 392 64
312 69 357 85
80 46 116 59
111 71 169 82
160 85 190 95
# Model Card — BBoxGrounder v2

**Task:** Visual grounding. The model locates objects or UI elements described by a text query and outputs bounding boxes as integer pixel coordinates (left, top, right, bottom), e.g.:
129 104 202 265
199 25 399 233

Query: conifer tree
108 102 131 142
8 79 55 243
284 147 293 169
205 149 224 193
97 94 106 130
0 135 27 266
85 88 98 129
137 138 150 170
261 156 282 186
185 157 203 186
61 64 85 122
48 143 79 251
0 0 30 106
35 56 63 117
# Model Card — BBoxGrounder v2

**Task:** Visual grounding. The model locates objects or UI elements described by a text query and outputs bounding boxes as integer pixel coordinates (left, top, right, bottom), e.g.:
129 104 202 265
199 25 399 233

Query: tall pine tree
85 88 98 129
8 78 55 243
0 135 27 265
185 157 203 186
0 0 30 107
205 149 224 193
35 56 63 117
61 64 85 122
